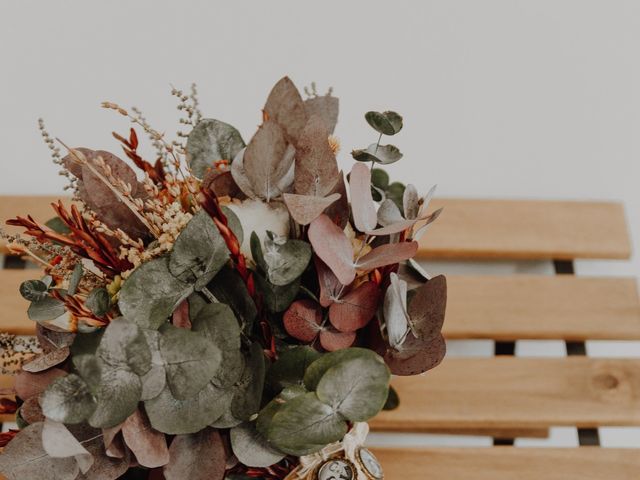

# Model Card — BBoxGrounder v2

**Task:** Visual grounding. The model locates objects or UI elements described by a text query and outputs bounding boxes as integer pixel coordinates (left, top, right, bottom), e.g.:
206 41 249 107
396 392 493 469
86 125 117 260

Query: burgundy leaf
315 257 342 308
383 333 446 376
172 299 191 330
349 163 377 232
294 115 339 197
14 368 66 400
283 192 341 225
283 299 322 342
308 214 355 285
164 428 226 480
121 409 170 468
356 241 418 271
329 281 379 333
408 275 447 339
319 329 356 352
263 77 309 145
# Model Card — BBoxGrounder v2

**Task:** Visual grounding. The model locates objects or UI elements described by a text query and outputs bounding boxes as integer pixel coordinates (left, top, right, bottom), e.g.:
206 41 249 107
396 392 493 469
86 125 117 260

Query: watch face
358 448 383 479
317 458 355 480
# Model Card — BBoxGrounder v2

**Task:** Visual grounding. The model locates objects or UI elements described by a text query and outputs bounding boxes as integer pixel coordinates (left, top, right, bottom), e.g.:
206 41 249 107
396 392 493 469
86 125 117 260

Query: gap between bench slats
418 199 631 260
370 357 640 431
372 448 640 480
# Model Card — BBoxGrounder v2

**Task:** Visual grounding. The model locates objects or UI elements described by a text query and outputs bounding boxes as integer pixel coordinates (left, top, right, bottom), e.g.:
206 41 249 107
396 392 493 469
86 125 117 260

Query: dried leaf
283 300 322 342
243 120 291 201
294 116 339 197
163 428 226 480
22 347 70 372
308 215 355 285
230 148 258 199
263 77 308 145
355 241 418 271
349 163 377 232
403 184 420 220
121 409 169 468
15 368 66 400
329 281 379 333
304 95 339 133
324 172 350 229
42 419 92 473
19 395 44 424
408 275 447 339
383 333 446 376
283 192 341 226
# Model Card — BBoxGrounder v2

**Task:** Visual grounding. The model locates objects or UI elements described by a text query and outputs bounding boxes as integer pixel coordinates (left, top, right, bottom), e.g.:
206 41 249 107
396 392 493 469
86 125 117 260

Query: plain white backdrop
1 1 639 447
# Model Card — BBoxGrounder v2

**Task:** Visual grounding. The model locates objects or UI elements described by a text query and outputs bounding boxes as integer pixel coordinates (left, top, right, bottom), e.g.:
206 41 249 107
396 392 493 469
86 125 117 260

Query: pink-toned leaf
122 409 170 468
283 192 341 225
408 275 447 339
283 300 323 342
102 424 125 459
163 428 226 480
413 207 444 241
329 281 379 333
403 184 420 220
383 333 446 376
315 257 342 308
366 218 417 236
42 419 93 473
356 241 418 272
294 115 339 197
171 299 191 329
263 77 309 145
20 395 44 424
14 368 66 400
308 214 355 285
319 329 356 352
349 163 377 232
324 171 350 229
243 120 291 201
22 347 70 373
383 273 409 349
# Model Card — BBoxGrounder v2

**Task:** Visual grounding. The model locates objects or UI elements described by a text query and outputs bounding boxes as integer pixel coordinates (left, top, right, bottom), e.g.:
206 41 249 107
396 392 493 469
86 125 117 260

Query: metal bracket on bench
554 259 601 447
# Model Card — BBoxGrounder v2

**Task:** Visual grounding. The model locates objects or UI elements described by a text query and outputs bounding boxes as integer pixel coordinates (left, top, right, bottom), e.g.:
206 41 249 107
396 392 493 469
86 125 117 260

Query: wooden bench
1 196 640 479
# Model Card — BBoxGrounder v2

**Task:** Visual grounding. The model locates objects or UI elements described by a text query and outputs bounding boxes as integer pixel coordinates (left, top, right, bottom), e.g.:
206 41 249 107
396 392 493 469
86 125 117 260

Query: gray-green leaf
230 422 285 468
352 143 403 165
262 235 312 286
27 296 66 322
365 111 403 136
85 288 110 317
19 280 48 302
40 374 96 424
186 119 245 179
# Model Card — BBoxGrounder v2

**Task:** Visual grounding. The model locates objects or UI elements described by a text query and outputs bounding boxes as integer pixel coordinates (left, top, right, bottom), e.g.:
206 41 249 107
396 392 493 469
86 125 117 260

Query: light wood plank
372 448 640 480
0 375 15 423
419 199 631 260
0 269 40 335
444 275 640 340
371 357 640 431
0 195 69 253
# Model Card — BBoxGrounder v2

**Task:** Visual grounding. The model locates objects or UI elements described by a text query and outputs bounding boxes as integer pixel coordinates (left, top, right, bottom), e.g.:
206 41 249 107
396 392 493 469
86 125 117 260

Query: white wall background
1 0 639 447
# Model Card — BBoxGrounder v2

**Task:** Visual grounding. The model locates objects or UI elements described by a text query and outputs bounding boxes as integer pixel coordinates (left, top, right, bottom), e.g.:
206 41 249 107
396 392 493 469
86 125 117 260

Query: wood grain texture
0 375 15 423
0 269 41 335
444 275 640 340
0 195 69 253
418 199 631 260
371 357 640 431
372 448 640 480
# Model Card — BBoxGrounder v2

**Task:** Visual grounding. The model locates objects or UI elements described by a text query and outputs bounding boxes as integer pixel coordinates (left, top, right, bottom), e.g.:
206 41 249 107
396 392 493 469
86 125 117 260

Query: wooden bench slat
444 275 640 340
372 448 640 480
371 357 640 431
419 199 631 260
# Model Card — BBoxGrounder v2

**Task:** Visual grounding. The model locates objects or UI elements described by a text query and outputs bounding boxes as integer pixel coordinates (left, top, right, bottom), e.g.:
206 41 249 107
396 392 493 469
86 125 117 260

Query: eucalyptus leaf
268 346 321 393
85 288 110 317
371 168 390 190
303 347 382 391
140 330 166 401
190 301 243 387
262 235 312 286
97 317 151 376
0 423 80 480
383 385 400 410
119 256 194 329
28 296 65 322
230 342 266 421
19 279 48 302
256 385 307 437
186 119 245 179
163 428 226 480
263 76 308 145
88 366 142 428
46 216 72 235
365 111 403 136
40 373 96 424
68 263 83 296
230 422 285 468
254 273 300 313
206 266 257 332
72 354 102 393
352 143 403 165
169 210 229 289
266 392 347 456
159 323 222 400
316 354 390 421
304 95 339 133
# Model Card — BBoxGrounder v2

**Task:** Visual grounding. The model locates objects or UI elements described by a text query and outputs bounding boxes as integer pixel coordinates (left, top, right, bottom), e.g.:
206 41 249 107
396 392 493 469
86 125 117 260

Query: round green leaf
268 346 321 393
351 143 403 165
159 324 222 400
88 366 142 428
68 263 83 296
97 317 151 376
169 210 229 290
27 296 65 322
206 266 257 333
266 392 347 456
85 287 110 317
119 256 193 329
140 330 166 401
230 422 285 468
40 374 96 424
230 342 266 421
262 235 312 286
316 354 390 422
303 347 380 391
365 111 403 136
371 168 390 190
19 280 48 302
254 273 300 313
186 119 245 179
